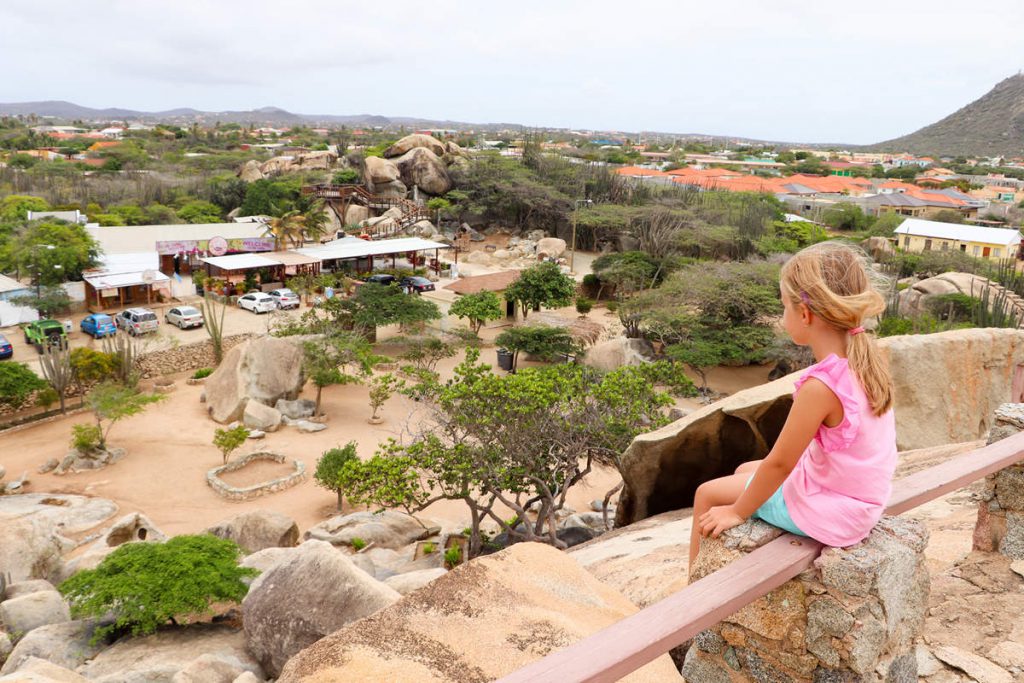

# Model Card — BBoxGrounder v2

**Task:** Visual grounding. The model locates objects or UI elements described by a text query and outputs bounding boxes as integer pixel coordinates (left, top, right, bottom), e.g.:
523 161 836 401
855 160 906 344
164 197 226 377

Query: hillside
873 74 1024 157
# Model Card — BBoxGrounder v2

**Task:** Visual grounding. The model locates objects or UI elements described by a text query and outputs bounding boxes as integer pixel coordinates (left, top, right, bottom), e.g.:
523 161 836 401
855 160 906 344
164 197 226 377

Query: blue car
80 313 117 339
0 334 11 359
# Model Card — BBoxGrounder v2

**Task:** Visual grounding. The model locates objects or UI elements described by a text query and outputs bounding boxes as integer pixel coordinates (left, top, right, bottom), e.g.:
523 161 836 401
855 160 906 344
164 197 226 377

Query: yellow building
894 218 1021 261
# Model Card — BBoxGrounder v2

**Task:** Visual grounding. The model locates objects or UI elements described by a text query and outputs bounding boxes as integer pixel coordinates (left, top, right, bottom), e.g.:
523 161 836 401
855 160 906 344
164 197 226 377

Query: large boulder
0 621 105 675
237 160 263 183
207 510 299 554
615 328 1024 527
372 179 407 199
278 542 681 682
59 513 166 581
77 624 261 683
205 336 305 425
383 134 447 159
0 657 89 682
392 147 452 196
343 203 369 226
242 540 399 677
0 494 118 535
363 156 401 186
382 568 447 595
258 156 295 177
294 150 337 171
303 511 433 550
0 517 72 584
584 337 655 373
0 591 69 636
536 236 568 258
242 401 281 432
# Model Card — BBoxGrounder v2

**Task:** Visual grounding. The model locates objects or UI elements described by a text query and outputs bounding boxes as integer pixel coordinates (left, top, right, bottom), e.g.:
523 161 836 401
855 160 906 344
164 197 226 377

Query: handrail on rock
498 430 1024 683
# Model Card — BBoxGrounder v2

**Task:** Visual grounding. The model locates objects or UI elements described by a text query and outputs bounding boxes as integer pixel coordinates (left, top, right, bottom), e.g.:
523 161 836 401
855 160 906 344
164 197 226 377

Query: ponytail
781 241 894 416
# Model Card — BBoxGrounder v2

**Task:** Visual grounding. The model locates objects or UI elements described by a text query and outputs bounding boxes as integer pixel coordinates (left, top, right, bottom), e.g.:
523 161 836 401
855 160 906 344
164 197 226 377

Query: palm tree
264 210 306 251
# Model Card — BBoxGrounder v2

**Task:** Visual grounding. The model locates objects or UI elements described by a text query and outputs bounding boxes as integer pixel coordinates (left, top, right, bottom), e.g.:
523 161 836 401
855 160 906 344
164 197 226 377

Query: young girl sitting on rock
689 241 896 567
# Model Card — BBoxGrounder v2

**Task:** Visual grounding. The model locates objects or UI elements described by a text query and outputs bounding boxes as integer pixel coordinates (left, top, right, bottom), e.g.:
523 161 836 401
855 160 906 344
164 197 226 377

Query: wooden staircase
303 184 431 237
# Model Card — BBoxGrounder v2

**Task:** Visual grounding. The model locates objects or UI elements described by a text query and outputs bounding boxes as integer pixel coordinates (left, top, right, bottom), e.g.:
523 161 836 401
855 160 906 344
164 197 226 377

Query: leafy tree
239 178 300 217
449 291 503 334
321 283 441 337
302 333 377 416
207 174 248 213
821 202 871 231
109 204 147 226
504 262 576 318
495 325 583 372
0 362 47 410
591 251 661 298
331 168 360 184
395 335 456 377
11 286 72 318
314 442 360 510
866 212 905 237
341 349 674 556
86 383 165 451
178 200 223 224
70 346 117 390
213 425 249 464
368 373 402 422
59 535 257 641
2 221 101 283
0 194 49 221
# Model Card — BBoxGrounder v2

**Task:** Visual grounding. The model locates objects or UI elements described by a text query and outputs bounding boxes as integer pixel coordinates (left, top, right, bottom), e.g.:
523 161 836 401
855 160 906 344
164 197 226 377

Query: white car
165 305 205 329
267 288 300 310
237 292 277 314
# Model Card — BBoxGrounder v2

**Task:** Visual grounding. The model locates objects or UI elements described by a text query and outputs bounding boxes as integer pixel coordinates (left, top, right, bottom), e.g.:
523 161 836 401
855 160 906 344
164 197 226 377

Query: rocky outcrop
59 513 167 580
343 203 369 226
383 134 447 159
77 623 262 682
0 517 72 584
382 568 447 595
207 510 299 554
0 621 105 675
536 237 567 258
897 271 1024 319
584 337 655 373
238 151 339 181
242 540 399 677
616 328 1024 526
393 147 452 196
363 156 402 189
303 510 433 550
238 160 264 183
0 657 89 682
278 542 681 682
205 336 305 425
0 590 69 636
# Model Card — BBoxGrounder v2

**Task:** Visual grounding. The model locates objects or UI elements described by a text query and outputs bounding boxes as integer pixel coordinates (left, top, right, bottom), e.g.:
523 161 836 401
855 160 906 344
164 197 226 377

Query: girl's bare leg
735 459 763 475
689 473 752 571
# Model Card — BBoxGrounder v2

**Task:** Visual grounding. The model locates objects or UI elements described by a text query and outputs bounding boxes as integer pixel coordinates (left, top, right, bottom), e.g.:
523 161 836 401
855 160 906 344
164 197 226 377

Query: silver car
165 305 205 329
115 308 159 336
267 288 300 310
237 292 277 314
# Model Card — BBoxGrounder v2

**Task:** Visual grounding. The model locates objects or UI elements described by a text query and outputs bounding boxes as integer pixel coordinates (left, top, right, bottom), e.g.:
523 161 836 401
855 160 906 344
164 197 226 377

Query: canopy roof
296 237 450 261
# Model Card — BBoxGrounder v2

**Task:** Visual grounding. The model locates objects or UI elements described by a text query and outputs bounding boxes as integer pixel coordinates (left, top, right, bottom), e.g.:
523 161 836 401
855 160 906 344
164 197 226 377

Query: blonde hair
780 241 893 416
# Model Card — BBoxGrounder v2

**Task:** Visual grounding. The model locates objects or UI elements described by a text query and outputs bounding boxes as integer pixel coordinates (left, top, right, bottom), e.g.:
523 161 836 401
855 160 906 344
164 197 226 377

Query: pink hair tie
848 326 865 336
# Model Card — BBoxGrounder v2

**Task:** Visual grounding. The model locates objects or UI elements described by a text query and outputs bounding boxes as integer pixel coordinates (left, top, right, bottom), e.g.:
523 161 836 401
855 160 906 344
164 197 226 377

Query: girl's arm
700 377 840 537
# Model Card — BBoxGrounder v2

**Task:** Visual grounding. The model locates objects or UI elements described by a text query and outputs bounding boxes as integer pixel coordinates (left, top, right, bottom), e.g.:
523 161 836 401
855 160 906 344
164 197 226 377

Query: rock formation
207 510 299 554
205 336 305 425
383 134 447 159
392 147 452 196
277 542 681 682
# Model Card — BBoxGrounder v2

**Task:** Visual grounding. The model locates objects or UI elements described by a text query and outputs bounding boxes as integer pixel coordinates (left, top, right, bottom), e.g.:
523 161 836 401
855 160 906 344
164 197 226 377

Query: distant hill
872 75 1024 157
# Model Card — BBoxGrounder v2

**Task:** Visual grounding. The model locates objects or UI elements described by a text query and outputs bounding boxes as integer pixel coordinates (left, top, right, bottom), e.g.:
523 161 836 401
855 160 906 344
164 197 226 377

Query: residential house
0 273 36 326
893 218 1021 261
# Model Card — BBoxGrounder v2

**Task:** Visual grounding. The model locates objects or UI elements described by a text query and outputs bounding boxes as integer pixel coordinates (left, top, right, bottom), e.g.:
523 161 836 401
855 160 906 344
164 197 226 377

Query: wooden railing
303 184 431 236
497 430 1024 683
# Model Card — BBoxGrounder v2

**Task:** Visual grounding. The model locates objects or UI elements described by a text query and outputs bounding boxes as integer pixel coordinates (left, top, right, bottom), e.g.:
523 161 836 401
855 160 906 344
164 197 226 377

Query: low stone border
207 450 306 501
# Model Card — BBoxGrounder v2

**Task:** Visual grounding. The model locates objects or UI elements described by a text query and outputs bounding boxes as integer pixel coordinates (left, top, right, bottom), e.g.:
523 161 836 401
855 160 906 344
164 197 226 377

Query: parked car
267 288 300 310
115 308 159 336
364 274 397 286
80 313 117 339
0 334 12 359
24 319 68 353
166 305 205 329
237 292 277 314
401 276 435 294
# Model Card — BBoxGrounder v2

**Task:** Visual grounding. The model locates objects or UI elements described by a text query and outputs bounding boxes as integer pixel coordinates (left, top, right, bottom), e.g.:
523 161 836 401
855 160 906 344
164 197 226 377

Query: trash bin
496 348 514 372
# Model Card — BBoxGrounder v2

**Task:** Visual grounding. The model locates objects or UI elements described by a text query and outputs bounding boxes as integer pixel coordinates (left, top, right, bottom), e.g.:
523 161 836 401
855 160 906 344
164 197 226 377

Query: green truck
23 319 68 354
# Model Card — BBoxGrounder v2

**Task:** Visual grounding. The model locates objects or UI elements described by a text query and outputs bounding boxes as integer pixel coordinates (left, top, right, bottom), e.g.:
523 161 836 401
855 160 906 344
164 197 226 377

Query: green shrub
606 300 619 313
59 535 256 642
575 298 593 315
444 545 462 568
927 293 976 320
36 387 59 411
71 423 102 453
350 537 367 551
192 368 213 379
421 542 436 555
0 362 48 410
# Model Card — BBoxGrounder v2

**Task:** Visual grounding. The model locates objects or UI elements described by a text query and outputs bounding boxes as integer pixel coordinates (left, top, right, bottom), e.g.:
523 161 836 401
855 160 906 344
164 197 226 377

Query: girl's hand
699 505 746 538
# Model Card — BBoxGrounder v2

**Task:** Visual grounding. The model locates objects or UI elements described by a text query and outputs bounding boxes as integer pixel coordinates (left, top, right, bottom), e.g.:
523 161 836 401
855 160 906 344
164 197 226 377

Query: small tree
666 338 723 396
213 425 250 464
368 373 403 422
449 291 504 335
495 325 583 372
11 286 72 318
59 535 257 641
86 383 165 451
314 442 360 511
303 333 377 417
504 262 576 319
395 335 456 377
0 362 47 410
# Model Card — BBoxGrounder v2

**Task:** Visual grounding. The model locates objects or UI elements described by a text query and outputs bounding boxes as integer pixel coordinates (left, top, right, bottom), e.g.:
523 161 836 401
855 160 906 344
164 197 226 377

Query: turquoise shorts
745 475 807 537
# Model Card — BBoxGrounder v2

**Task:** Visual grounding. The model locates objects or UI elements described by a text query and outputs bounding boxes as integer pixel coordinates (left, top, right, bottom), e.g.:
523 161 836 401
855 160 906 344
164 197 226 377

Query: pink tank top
782 353 896 547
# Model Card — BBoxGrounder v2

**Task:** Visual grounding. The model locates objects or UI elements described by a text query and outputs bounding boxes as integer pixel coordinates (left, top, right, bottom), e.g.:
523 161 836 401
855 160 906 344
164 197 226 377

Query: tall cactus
202 294 228 365
39 343 72 413
101 332 139 388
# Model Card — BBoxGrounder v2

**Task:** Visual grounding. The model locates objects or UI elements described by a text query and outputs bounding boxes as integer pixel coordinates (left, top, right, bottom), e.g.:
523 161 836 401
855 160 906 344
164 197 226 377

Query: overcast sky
3 1 1022 144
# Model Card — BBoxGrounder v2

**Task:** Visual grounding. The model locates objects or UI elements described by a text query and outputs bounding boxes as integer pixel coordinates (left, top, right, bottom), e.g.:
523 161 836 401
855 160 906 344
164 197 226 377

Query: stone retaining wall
207 451 306 501
683 516 929 682
136 333 254 379
974 403 1024 559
